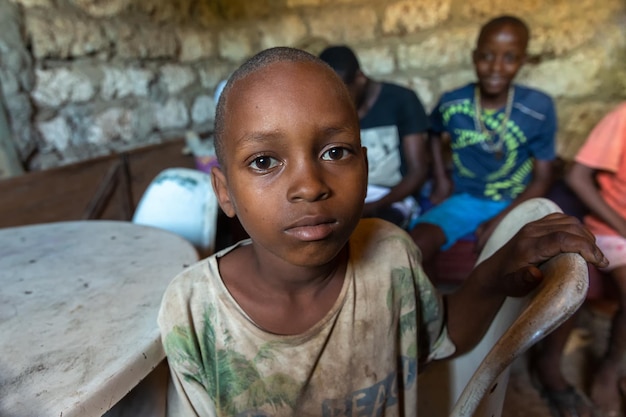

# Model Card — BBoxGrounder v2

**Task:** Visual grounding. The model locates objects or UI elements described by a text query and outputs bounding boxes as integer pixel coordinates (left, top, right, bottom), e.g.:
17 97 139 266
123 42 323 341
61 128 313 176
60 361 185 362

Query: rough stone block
358 46 395 76
397 27 475 71
38 116 71 151
154 99 190 131
113 22 178 59
458 0 542 20
287 0 323 7
26 12 109 59
518 49 606 98
258 14 308 50
33 68 95 107
198 62 234 91
308 7 378 44
191 95 215 125
382 0 451 35
87 108 134 144
101 67 153 100
178 28 216 62
159 65 196 95
69 0 130 17
218 27 255 62
556 101 622 160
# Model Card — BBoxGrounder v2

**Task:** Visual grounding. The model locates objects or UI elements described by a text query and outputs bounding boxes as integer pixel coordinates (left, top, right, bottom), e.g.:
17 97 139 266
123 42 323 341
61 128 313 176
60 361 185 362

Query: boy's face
473 23 527 98
212 60 367 267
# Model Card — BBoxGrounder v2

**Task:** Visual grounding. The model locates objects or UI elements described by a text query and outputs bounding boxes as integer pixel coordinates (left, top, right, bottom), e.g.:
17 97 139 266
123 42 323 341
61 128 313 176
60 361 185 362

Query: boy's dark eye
503 53 519 63
249 156 279 171
477 52 493 62
321 147 348 161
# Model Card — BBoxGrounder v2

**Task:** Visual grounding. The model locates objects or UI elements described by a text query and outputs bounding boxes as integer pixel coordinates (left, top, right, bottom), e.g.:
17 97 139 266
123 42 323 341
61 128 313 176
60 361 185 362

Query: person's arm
475 159 554 250
444 212 607 355
363 132 428 215
429 131 453 204
566 162 626 237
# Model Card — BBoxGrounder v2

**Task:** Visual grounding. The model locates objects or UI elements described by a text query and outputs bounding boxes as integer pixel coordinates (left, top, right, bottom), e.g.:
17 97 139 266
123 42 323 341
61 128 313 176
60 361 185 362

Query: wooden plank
82 160 122 220
0 156 120 228
0 138 197 229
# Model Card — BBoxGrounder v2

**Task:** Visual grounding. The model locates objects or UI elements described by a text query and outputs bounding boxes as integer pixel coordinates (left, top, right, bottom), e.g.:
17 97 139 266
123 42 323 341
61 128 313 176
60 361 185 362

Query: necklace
473 84 514 159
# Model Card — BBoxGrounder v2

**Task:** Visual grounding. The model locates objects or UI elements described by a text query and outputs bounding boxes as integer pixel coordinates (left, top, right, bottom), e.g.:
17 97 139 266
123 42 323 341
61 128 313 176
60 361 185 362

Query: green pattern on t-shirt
164 305 300 415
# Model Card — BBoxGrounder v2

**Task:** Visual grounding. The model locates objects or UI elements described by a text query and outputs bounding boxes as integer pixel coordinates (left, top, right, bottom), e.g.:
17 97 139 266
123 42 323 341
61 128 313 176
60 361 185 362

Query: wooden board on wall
0 139 196 229
0 157 120 228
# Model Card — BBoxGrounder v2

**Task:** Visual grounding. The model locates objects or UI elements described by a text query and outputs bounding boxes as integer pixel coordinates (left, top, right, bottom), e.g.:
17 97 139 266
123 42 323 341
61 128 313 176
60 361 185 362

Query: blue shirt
430 83 557 201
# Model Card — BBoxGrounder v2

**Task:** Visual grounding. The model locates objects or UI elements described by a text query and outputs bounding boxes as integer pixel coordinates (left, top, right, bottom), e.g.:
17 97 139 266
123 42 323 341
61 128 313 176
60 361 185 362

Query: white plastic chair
132 168 218 257
417 198 590 417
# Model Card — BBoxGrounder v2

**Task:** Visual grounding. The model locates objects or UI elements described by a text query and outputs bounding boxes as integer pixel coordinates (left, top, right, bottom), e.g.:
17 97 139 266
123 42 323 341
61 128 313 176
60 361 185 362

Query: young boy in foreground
157 47 607 417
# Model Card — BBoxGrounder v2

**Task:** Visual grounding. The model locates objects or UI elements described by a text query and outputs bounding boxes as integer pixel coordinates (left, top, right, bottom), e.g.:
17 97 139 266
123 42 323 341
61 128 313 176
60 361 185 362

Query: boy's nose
287 161 330 202
490 56 504 73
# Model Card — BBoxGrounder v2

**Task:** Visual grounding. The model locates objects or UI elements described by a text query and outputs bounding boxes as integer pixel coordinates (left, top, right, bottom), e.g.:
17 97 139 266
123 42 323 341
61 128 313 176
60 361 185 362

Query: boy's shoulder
382 81 415 95
350 218 420 260
161 240 249 297
513 84 554 107
380 81 421 103
437 83 475 107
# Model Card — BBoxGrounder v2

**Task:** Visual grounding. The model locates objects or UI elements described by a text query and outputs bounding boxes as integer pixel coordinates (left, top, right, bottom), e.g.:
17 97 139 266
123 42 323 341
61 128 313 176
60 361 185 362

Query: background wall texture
0 0 625 174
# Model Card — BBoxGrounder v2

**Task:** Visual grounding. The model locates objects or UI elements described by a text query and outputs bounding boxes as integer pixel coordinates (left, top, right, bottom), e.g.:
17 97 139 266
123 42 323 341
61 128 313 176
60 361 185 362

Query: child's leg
410 222 446 263
590 265 626 415
409 194 506 264
531 315 577 390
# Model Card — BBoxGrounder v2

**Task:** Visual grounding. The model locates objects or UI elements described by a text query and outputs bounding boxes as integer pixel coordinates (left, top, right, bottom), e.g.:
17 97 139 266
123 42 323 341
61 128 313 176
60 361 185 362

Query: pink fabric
575 103 626 236
595 235 626 271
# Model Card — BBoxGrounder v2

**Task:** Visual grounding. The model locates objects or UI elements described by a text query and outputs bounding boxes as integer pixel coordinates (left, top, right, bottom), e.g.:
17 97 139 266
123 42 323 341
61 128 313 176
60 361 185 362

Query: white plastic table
0 220 199 417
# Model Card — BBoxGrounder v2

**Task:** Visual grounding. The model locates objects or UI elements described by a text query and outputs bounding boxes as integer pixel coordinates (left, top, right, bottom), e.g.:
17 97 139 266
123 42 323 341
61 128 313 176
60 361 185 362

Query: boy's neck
218 244 349 335
477 84 513 110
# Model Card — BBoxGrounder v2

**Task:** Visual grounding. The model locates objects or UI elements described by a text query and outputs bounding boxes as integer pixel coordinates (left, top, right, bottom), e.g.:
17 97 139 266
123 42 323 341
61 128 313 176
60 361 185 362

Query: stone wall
0 0 625 173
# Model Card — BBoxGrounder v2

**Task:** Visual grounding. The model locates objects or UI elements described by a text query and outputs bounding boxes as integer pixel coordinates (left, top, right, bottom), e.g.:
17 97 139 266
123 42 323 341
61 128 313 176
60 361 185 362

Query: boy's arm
566 162 626 236
475 159 553 250
428 131 453 204
444 212 607 355
363 132 428 214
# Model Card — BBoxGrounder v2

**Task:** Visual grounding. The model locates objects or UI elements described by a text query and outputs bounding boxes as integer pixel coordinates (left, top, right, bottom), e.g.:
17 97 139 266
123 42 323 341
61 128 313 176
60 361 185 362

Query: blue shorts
409 193 509 250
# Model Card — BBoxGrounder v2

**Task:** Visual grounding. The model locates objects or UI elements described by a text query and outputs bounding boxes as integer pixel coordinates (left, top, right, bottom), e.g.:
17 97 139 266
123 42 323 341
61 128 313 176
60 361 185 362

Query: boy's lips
284 215 337 241
483 77 507 89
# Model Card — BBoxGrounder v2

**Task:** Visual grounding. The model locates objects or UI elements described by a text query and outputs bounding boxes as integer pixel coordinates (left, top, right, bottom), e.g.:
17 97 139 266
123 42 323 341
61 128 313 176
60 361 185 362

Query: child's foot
590 366 622 417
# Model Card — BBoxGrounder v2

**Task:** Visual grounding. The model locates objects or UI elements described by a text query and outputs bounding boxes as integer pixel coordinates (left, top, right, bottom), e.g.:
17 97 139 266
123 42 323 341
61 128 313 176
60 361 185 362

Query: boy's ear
211 166 236 218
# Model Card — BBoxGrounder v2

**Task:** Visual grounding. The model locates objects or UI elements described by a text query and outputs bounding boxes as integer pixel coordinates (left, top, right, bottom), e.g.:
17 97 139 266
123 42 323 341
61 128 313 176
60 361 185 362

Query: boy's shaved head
478 15 529 50
214 47 349 167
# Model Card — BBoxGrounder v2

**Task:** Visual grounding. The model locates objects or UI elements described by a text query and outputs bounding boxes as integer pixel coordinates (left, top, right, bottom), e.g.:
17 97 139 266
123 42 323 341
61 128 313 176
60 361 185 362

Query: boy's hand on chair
482 212 608 298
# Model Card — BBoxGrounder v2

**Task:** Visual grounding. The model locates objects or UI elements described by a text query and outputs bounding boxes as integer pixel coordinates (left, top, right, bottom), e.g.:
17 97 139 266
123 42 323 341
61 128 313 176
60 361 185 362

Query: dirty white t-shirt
158 219 454 417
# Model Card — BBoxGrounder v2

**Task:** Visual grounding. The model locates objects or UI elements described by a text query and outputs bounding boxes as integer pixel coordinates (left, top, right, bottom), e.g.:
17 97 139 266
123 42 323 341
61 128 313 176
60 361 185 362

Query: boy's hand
481 212 608 298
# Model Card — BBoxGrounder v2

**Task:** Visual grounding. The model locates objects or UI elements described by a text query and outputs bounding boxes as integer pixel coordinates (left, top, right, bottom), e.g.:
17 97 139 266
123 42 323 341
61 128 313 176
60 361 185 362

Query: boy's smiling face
213 60 367 268
473 23 527 101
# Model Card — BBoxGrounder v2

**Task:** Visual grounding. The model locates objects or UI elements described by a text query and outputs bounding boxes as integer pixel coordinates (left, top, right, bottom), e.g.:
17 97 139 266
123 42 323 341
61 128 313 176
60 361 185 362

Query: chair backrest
132 168 219 256
417 198 589 417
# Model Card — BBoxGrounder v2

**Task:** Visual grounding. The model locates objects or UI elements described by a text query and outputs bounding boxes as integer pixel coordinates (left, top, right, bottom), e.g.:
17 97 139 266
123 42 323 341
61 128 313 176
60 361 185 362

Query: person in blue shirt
411 15 557 260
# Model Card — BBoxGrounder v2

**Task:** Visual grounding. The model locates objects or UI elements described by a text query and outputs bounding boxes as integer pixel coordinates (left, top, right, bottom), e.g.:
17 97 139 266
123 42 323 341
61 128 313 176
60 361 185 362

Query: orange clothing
575 102 626 236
